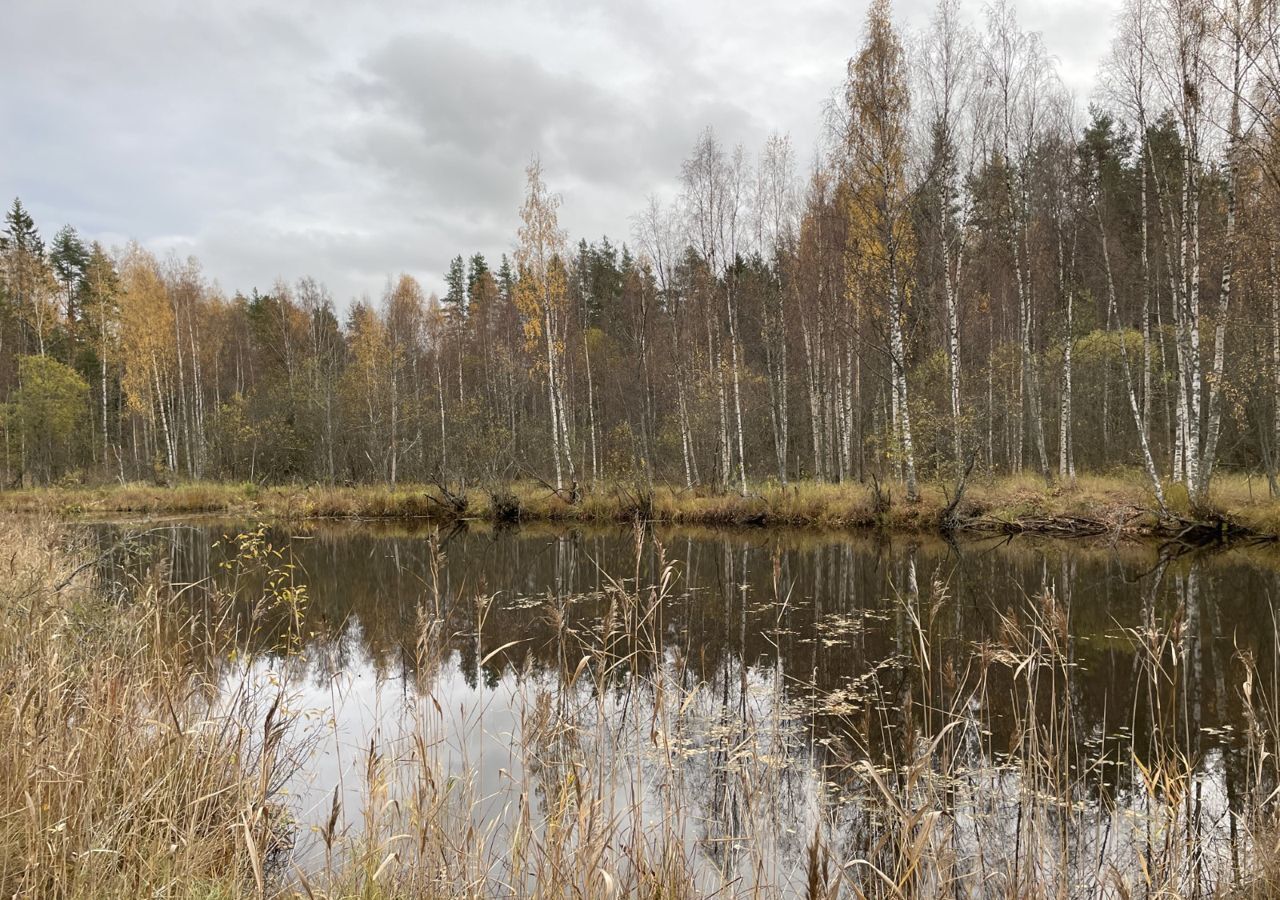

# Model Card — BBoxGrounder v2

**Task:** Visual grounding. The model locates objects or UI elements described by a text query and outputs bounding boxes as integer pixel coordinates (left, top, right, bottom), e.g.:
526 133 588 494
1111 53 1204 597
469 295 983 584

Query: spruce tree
443 254 467 320
50 225 88 316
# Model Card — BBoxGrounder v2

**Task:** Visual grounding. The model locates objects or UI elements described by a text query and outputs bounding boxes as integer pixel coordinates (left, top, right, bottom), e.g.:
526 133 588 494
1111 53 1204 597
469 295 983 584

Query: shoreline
3 475 1277 544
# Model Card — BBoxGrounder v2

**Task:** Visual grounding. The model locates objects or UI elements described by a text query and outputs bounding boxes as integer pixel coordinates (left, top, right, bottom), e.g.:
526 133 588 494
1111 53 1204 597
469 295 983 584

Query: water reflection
97 521 1280 894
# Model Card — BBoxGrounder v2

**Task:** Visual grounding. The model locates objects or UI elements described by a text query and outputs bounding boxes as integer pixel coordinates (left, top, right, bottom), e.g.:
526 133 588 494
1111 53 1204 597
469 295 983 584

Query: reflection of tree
93 519 1280 885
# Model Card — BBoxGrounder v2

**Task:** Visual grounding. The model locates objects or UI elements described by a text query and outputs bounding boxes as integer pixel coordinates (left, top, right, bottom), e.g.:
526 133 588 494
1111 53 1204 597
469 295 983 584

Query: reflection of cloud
152 518 1253 891
2 0 1119 305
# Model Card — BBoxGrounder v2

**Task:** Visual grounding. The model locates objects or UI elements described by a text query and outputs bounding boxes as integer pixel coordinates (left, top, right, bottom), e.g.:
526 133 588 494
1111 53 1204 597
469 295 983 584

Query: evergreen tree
467 253 490 306
496 255 515 306
1 198 45 316
0 198 42 258
49 225 88 320
443 254 467 320
2 198 52 357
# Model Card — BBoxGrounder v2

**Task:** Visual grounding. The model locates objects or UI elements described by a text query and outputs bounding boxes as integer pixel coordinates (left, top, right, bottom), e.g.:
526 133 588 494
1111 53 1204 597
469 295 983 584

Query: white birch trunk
543 307 563 491
727 288 748 495
944 235 963 471
1196 50 1242 502
888 268 917 501
583 329 598 484
1100 203 1166 509
1273 250 1279 495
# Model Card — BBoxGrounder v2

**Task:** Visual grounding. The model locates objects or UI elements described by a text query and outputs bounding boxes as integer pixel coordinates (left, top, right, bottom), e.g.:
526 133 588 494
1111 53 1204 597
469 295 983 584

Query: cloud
0 0 1122 304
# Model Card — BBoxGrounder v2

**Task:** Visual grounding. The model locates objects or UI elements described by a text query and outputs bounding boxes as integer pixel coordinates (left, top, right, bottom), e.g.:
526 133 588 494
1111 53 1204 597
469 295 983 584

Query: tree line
3 0 1280 506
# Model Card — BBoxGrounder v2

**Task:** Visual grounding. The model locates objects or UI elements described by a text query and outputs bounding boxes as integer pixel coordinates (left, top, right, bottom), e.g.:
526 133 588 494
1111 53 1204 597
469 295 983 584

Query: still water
97 519 1280 894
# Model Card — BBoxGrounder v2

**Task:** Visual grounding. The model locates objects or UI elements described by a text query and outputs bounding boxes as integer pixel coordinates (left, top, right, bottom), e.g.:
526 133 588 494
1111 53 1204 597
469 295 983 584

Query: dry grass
812 567 1280 897
0 519 299 898
298 542 733 898
9 469 1278 537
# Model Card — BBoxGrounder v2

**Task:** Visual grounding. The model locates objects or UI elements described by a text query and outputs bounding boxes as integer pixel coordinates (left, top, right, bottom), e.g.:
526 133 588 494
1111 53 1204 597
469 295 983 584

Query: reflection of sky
240 640 526 871
232 624 827 890
228 617 1254 895
139 522 1279 894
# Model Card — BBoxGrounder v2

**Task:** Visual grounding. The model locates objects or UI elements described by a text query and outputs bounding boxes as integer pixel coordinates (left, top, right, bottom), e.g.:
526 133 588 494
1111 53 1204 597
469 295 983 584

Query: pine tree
0 199 41 258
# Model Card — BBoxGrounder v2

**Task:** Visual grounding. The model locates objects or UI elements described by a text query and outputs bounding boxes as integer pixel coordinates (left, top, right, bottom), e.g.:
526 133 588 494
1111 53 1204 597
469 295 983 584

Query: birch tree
846 0 920 501
920 0 977 472
634 195 699 487
983 1 1058 476
80 243 120 474
515 158 575 492
119 246 177 473
756 132 798 484
681 128 750 494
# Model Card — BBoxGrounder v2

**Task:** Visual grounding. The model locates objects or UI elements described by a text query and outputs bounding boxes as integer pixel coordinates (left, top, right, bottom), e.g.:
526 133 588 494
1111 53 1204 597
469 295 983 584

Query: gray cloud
0 0 1120 303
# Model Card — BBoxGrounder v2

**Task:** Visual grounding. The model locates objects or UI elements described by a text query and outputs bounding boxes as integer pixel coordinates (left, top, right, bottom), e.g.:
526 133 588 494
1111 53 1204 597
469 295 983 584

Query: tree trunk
543 307 563 491
1196 54 1242 502
944 234 963 472
436 354 448 473
888 265 917 502
802 318 823 481
1273 250 1279 496
583 328 598 484
726 286 748 495
1100 202 1165 510
1140 153 1153 439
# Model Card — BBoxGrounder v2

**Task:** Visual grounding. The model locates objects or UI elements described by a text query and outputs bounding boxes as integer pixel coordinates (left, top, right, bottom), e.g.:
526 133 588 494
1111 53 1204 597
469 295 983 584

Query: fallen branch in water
939 451 977 531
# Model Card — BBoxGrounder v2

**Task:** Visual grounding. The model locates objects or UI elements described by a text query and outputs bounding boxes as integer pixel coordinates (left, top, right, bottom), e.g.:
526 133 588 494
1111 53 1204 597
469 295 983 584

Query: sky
0 0 1122 304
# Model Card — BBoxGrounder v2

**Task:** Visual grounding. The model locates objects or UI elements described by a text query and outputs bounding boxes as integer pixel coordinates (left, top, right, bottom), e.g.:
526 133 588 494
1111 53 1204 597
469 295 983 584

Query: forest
3 0 1279 512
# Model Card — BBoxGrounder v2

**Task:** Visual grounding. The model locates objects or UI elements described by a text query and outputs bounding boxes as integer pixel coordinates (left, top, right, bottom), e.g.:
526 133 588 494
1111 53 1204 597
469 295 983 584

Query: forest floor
4 471 1279 541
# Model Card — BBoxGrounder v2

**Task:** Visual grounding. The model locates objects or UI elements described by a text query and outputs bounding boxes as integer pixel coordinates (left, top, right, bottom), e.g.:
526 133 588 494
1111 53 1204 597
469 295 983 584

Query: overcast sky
1 0 1121 304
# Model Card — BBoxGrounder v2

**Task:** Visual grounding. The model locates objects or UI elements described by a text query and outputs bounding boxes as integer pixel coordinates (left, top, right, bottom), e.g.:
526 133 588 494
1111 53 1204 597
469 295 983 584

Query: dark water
95 519 1280 892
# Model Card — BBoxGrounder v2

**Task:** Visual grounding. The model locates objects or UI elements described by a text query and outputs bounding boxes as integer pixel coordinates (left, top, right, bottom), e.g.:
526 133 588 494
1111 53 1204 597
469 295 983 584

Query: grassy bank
6 471 1280 538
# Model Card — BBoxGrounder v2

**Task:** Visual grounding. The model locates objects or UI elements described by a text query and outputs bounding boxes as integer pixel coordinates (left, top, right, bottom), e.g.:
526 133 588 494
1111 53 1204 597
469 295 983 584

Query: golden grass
7 470 1280 537
0 519 296 898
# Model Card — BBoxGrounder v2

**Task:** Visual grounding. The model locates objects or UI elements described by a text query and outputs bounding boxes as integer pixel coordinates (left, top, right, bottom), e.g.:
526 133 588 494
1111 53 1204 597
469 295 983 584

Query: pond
93 519 1280 896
